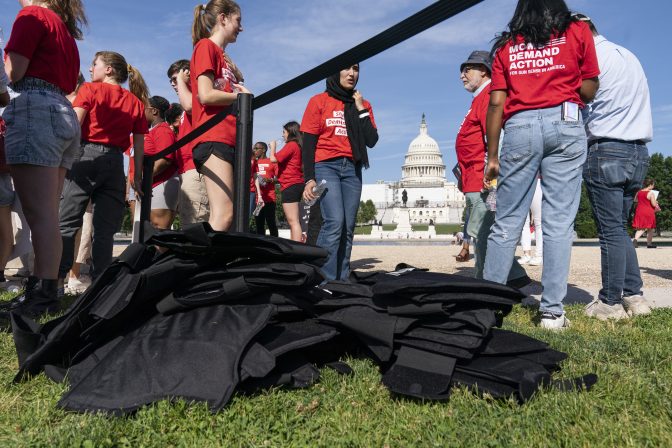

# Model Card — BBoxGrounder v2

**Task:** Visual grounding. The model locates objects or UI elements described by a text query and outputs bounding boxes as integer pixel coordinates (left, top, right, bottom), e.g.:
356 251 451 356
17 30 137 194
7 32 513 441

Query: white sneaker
0 280 22 294
539 311 571 330
528 257 543 266
584 299 629 320
519 255 532 265
622 294 652 316
66 277 89 295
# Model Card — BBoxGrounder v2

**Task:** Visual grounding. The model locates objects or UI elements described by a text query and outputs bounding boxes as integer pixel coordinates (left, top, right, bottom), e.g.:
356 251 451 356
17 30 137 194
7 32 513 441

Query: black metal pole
233 93 254 233
138 158 154 242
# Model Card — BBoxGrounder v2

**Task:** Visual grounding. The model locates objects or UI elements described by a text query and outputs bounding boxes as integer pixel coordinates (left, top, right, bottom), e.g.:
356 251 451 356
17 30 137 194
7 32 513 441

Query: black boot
20 279 61 318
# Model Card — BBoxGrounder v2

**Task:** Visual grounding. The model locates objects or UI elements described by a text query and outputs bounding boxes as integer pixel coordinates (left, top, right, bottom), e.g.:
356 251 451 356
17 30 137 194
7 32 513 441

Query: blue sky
2 0 670 183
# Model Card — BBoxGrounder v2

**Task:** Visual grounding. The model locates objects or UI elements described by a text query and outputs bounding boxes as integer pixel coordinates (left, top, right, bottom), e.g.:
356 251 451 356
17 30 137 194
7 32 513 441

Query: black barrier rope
138 0 485 238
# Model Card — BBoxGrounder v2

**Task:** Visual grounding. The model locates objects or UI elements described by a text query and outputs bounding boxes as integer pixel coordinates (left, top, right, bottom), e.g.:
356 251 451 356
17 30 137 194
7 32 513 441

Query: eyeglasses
461 66 476 74
169 76 178 85
253 146 265 150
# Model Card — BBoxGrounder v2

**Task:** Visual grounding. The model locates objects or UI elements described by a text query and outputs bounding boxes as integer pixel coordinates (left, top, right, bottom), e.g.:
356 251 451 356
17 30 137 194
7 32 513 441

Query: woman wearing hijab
301 64 378 281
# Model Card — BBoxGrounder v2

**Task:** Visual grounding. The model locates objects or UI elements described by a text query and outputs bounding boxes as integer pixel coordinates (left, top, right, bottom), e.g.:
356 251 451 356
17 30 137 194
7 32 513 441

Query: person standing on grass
252 143 278 237
301 64 378 282
519 177 543 266
455 50 529 286
190 0 250 232
577 14 654 321
483 0 600 330
58 51 149 291
1 0 85 317
167 59 210 225
632 180 658 249
270 121 304 242
144 96 179 230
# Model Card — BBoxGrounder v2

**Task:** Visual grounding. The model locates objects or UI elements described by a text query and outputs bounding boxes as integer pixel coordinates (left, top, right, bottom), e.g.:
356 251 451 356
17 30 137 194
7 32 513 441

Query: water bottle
252 201 264 217
485 179 497 211
305 180 327 206
213 77 227 91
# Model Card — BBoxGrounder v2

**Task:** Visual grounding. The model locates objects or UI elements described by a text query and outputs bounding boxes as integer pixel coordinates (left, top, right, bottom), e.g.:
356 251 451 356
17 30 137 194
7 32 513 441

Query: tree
356 200 377 225
575 183 597 238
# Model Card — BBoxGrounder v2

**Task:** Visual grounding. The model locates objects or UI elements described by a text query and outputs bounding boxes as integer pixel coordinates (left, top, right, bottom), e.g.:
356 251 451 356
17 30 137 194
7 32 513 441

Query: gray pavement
519 284 671 308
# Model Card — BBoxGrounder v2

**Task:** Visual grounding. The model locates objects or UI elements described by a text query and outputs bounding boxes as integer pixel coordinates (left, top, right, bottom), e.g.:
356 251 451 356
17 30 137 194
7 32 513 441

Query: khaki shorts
178 169 209 224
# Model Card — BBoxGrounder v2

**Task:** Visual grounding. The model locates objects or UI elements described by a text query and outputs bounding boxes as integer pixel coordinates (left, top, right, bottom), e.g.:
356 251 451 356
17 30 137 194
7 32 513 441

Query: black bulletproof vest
10 226 597 414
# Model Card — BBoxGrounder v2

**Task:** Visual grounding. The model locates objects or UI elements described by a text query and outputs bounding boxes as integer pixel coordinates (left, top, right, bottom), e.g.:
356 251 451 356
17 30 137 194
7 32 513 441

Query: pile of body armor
9 224 596 415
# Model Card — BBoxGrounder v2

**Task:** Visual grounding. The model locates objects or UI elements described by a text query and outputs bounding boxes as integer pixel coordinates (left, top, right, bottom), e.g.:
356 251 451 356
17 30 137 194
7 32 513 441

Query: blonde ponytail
127 64 150 106
95 51 150 104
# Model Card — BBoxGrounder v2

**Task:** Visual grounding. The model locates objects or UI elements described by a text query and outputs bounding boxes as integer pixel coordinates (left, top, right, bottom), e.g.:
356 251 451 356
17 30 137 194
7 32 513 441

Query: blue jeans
583 140 648 305
484 106 587 315
315 157 362 281
465 191 527 280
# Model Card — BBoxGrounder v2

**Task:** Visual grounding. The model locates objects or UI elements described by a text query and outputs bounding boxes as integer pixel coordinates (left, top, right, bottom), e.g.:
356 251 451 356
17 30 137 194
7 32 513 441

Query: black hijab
325 72 369 169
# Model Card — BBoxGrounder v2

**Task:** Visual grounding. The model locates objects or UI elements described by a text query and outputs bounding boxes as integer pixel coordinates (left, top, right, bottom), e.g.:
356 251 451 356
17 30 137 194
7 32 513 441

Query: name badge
561 102 579 122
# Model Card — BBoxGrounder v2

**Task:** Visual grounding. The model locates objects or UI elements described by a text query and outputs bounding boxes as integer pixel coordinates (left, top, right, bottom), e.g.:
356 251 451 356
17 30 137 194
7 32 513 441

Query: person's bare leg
69 228 82 280
9 165 65 279
634 229 645 241
200 157 234 232
282 202 302 241
150 209 175 230
647 229 654 245
0 206 13 276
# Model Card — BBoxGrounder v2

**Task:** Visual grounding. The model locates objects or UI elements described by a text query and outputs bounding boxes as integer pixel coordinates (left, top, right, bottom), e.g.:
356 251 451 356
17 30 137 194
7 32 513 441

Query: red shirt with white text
491 21 599 122
255 158 277 203
455 85 489 193
190 38 238 148
300 92 376 163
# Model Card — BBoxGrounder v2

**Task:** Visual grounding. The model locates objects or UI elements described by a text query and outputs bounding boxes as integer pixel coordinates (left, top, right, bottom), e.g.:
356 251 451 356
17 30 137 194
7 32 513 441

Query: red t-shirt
125 135 135 182
274 141 304 190
300 92 376 163
455 85 489 193
176 111 195 174
5 6 79 94
190 38 238 148
145 122 177 188
255 158 277 203
491 21 600 122
74 82 148 149
250 158 258 193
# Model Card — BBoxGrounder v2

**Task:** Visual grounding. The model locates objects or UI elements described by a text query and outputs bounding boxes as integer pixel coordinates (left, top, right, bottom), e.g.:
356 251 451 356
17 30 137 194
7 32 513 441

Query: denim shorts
0 173 14 207
2 83 80 169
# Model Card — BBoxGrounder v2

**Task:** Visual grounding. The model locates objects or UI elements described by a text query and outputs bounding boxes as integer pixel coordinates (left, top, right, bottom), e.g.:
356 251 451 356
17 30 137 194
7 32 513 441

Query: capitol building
361 115 465 225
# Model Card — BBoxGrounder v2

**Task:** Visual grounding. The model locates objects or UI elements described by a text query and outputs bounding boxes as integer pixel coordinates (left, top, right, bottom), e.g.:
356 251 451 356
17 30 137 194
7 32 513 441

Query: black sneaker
647 244 657 249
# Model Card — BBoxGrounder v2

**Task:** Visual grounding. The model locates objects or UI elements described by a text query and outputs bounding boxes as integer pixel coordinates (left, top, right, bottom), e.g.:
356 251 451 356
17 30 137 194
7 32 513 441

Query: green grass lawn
1 292 671 447
354 225 372 235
